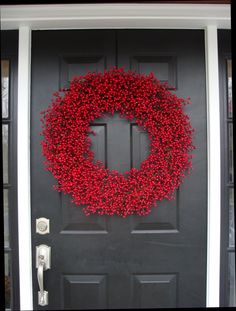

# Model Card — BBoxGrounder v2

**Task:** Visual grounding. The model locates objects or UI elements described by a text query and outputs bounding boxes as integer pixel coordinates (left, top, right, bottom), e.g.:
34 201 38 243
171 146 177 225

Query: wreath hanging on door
40 68 194 217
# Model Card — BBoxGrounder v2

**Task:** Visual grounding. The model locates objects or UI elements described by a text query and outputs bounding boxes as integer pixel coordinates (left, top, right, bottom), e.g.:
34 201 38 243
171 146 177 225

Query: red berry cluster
41 68 195 217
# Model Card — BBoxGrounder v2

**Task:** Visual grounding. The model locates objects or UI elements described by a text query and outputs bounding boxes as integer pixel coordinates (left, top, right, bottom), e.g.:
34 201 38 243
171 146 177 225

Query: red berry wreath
41 68 194 217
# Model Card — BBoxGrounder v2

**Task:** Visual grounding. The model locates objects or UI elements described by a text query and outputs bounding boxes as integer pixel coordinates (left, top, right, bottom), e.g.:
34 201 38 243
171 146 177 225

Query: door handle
36 244 51 306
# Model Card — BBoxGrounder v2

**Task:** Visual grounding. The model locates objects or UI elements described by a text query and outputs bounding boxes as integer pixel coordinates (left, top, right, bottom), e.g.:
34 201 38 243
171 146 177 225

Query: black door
31 30 207 309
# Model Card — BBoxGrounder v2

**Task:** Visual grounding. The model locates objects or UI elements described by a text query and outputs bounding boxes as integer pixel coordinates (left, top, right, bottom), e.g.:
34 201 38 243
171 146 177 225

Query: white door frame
0 3 231 310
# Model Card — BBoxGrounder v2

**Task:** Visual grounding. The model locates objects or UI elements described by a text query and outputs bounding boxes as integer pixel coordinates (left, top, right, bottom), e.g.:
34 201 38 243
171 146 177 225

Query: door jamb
17 26 33 310
204 25 221 307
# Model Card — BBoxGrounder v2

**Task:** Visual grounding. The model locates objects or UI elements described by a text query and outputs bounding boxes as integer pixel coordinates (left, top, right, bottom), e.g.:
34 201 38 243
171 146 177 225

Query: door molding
17 26 33 310
0 3 230 30
0 3 230 310
204 25 222 308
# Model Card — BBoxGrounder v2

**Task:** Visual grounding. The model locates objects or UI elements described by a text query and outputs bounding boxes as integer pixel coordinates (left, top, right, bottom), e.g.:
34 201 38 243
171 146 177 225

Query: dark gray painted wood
1 30 20 311
31 30 207 309
218 29 233 307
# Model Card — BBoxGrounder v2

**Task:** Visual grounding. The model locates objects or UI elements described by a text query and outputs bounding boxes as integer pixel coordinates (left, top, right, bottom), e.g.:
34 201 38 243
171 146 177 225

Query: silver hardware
36 218 50 234
36 245 51 306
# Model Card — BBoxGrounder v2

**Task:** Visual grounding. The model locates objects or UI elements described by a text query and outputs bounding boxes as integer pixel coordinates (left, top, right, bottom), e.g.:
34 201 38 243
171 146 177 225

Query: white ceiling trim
0 3 231 30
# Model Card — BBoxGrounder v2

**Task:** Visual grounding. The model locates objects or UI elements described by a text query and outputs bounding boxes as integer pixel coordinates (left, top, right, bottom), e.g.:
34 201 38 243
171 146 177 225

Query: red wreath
41 68 194 217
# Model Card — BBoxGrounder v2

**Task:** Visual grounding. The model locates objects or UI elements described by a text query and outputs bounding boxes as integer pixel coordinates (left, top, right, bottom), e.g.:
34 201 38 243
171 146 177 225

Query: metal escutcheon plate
38 290 48 306
36 217 50 235
36 244 51 270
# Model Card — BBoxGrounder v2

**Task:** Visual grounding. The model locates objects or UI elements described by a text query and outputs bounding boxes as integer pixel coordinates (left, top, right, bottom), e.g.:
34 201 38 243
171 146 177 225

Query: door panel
60 55 107 88
62 274 107 310
133 274 177 308
31 30 207 309
131 55 177 88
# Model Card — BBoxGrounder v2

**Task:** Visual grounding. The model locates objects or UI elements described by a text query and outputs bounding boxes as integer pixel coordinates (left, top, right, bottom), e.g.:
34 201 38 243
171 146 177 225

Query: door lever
36 245 51 306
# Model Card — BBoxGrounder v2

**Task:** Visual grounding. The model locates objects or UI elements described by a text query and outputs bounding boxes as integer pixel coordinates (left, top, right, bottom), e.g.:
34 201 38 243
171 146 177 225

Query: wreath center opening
89 112 151 175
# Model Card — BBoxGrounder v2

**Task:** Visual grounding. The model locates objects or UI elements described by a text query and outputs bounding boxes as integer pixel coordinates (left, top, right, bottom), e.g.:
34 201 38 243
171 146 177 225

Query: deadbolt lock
36 218 50 234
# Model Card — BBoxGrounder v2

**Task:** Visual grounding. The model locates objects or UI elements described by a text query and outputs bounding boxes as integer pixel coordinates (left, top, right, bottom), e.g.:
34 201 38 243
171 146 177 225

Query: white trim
1 3 230 310
205 25 221 308
17 26 33 310
0 3 231 30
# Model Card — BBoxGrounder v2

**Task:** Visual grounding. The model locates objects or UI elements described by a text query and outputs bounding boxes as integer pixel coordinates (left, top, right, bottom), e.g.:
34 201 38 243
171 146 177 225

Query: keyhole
38 221 47 232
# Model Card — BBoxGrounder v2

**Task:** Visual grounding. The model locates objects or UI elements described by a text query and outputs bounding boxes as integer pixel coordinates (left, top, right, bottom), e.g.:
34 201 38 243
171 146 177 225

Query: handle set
36 244 51 306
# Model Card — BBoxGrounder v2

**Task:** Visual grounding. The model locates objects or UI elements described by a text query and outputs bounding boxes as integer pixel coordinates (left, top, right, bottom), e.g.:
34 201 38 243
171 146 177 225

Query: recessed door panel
131 55 177 88
60 55 106 88
133 274 177 308
60 123 108 234
62 275 107 310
